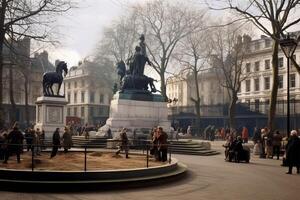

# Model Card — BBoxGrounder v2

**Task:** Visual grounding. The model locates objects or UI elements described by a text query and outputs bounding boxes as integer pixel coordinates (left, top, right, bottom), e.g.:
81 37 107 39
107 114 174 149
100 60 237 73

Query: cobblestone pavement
0 141 299 200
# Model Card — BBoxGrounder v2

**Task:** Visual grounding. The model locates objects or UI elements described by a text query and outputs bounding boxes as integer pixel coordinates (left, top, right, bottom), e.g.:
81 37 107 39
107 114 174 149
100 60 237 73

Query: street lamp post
279 34 298 137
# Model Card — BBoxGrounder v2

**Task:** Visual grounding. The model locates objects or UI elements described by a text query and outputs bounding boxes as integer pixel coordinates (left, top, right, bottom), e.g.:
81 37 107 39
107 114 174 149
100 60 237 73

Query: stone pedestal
34 96 68 138
103 91 170 136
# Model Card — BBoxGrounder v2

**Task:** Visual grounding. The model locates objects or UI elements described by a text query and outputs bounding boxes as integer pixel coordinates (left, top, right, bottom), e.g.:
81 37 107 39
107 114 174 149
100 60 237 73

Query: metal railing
0 140 173 172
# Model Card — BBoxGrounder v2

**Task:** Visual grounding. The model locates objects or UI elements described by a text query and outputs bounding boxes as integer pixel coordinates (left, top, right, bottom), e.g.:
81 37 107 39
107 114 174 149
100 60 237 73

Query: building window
74 92 77 103
81 107 85 117
89 107 94 117
291 55 296 66
264 77 270 90
265 59 270 70
67 108 71 116
67 92 71 103
100 94 104 104
74 81 77 88
81 80 85 87
254 42 260 50
255 99 260 112
255 61 260 71
81 91 85 103
254 78 260 91
98 107 103 116
245 80 251 92
290 74 296 88
265 39 271 48
278 75 283 88
90 92 95 103
246 63 251 73
278 57 284 68
74 107 77 116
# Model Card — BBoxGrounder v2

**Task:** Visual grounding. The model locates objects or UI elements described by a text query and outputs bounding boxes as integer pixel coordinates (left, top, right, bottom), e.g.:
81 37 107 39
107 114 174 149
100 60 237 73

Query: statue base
34 96 68 138
101 91 170 138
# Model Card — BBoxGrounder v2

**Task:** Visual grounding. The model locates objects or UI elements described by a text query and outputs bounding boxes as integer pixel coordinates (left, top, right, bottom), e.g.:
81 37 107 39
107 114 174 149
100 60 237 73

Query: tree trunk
193 66 201 136
9 65 17 124
228 92 238 131
24 75 30 126
0 0 7 128
160 71 167 99
0 36 4 128
268 40 279 131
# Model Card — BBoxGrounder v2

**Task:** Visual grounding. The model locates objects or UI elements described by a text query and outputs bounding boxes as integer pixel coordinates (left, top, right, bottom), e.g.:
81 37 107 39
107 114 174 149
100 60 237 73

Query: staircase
169 140 220 156
45 137 219 156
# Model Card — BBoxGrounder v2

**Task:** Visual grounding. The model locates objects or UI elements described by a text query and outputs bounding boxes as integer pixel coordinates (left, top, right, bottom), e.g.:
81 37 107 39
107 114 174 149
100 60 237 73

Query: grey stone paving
0 141 299 200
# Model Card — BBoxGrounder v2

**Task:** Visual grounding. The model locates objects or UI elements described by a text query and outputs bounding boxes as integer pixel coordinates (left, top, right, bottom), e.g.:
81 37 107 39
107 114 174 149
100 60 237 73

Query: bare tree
207 0 300 130
134 0 205 98
0 0 73 128
96 13 139 63
211 24 250 130
175 30 212 134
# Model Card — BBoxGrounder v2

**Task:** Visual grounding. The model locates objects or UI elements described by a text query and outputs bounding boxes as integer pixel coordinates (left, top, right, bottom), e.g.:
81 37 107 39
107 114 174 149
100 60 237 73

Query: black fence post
169 142 172 164
84 145 87 172
31 144 34 172
146 144 149 168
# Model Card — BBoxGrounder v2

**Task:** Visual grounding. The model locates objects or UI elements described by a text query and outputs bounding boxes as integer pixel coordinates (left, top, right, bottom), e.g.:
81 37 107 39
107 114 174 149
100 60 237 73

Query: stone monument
102 34 170 137
34 61 68 138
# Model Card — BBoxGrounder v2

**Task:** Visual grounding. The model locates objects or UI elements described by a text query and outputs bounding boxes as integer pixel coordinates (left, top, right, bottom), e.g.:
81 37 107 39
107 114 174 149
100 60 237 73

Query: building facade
2 37 54 127
64 60 113 125
166 69 229 113
238 34 300 115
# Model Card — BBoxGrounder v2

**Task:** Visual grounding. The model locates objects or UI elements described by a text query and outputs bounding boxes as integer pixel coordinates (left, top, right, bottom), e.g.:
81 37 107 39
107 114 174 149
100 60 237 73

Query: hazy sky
48 0 142 66
47 0 300 67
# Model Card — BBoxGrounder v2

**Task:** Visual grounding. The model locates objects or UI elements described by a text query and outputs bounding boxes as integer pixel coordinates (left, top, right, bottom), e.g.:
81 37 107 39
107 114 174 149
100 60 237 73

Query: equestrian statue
42 61 68 96
116 34 157 93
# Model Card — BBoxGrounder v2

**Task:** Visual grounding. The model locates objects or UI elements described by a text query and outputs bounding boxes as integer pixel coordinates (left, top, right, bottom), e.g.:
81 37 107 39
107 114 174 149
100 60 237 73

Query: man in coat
62 127 72 153
3 125 24 164
157 127 168 162
50 128 61 158
286 130 300 174
116 128 129 158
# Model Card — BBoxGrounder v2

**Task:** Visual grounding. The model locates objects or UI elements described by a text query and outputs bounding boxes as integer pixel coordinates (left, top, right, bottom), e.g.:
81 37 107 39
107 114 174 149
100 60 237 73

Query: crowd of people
0 123 73 163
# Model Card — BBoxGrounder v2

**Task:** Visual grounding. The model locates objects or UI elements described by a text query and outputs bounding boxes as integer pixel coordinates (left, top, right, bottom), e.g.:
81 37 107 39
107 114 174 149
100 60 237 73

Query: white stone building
238 34 300 115
166 69 229 116
64 60 114 125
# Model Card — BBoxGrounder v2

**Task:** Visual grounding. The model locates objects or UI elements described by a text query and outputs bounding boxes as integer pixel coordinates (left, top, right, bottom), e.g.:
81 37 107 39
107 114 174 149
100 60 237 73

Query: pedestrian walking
150 127 159 160
62 127 72 153
3 125 24 164
285 130 300 174
34 128 42 156
272 130 282 160
116 128 129 158
24 128 32 151
157 127 168 162
50 128 61 158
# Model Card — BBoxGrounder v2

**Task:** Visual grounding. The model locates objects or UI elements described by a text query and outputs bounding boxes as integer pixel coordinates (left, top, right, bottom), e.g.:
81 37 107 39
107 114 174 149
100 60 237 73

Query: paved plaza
0 141 299 200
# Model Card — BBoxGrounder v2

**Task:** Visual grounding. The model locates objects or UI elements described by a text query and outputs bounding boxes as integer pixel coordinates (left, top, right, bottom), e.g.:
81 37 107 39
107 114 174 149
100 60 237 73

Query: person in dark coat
50 128 61 158
62 127 72 153
234 136 244 162
157 127 168 162
3 126 24 164
24 128 32 151
272 130 282 160
285 130 300 174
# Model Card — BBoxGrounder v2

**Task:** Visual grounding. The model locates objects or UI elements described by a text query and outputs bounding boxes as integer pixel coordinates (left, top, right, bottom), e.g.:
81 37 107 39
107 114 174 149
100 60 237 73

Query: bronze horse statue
43 61 68 96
